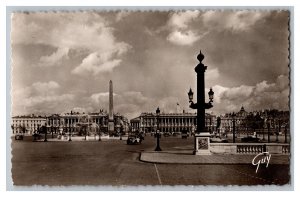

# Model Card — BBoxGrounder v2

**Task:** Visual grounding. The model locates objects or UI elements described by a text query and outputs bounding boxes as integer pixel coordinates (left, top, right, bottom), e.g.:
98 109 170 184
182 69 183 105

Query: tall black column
195 51 207 134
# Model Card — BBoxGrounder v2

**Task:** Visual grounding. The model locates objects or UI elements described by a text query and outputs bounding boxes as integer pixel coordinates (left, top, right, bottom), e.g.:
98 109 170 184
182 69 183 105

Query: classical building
130 111 216 133
11 114 46 135
12 110 129 136
218 107 290 135
11 80 130 137
218 106 249 134
46 110 129 135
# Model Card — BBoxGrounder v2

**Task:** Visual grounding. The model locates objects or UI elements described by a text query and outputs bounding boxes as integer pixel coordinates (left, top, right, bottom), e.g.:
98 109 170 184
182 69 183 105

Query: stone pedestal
108 121 114 135
194 132 211 155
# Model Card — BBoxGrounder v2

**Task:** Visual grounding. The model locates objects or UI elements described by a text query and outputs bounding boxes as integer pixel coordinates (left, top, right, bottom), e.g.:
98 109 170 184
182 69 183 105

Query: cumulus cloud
12 81 74 115
118 91 151 106
166 10 202 46
11 11 289 118
222 85 254 100
166 10 270 46
12 12 131 75
90 92 117 105
206 68 220 80
202 10 270 32
38 47 69 67
167 30 201 46
13 81 60 100
31 81 60 95
88 91 150 119
168 10 200 29
276 75 289 91
211 75 289 113
23 94 74 107
72 52 122 75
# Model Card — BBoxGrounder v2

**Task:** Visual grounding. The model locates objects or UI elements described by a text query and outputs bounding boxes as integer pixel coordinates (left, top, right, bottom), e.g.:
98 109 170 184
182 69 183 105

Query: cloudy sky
11 10 290 119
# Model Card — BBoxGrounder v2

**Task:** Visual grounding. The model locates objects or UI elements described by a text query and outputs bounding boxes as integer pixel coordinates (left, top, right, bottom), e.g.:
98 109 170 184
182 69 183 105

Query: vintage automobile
241 135 260 142
127 134 143 145
14 134 24 140
181 130 189 139
173 132 181 136
32 133 42 141
163 132 171 137
210 136 228 143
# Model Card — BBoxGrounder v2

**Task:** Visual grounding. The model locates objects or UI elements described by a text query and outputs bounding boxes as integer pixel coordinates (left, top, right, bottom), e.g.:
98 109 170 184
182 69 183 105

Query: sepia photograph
8 8 291 189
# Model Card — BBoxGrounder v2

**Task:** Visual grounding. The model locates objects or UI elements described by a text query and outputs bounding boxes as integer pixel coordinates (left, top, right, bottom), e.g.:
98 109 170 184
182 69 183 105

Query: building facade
11 115 46 135
12 110 129 136
130 111 216 134
218 107 290 135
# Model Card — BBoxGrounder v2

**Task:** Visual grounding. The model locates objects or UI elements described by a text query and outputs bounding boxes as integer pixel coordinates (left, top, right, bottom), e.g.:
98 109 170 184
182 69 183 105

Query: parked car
241 136 260 143
181 130 189 139
127 135 143 145
15 134 23 140
163 132 171 137
137 133 144 140
210 136 228 143
32 133 42 141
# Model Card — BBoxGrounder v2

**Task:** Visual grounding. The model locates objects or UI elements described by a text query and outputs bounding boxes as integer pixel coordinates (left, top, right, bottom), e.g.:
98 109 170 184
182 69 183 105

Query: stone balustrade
210 143 290 154
282 145 290 154
236 145 263 154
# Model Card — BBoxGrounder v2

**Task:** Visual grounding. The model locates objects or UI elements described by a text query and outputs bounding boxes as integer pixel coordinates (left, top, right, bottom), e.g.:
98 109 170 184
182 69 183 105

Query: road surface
10 135 290 187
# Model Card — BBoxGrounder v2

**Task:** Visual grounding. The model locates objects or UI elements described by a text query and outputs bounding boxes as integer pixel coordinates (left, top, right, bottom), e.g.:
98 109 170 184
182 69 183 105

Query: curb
139 152 290 165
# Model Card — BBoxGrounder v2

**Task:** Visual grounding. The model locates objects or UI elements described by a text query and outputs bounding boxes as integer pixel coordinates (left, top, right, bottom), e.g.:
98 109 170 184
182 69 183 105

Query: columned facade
11 115 46 135
12 111 129 136
131 112 216 134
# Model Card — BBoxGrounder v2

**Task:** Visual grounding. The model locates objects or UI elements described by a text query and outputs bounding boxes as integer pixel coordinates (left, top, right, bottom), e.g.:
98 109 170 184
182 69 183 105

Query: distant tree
18 125 27 135
39 125 47 134
245 113 264 135
216 117 221 129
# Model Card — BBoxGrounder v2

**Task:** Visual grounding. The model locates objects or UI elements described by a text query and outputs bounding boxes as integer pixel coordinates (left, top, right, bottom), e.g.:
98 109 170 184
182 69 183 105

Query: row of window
13 120 44 123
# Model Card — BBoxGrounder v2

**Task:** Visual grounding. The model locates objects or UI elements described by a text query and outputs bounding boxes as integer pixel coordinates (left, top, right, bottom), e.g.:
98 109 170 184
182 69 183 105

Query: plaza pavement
33 135 290 165
140 149 290 165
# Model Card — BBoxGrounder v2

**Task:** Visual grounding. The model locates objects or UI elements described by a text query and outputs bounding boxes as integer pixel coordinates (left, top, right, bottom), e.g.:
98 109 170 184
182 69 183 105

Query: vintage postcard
9 8 291 189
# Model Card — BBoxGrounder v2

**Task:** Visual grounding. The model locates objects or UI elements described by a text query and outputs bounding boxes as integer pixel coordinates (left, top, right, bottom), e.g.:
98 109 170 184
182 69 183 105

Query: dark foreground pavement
10 136 291 188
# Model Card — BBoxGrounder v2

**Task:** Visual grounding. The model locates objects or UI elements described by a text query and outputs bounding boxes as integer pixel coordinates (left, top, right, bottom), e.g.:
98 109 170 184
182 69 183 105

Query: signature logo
252 152 271 173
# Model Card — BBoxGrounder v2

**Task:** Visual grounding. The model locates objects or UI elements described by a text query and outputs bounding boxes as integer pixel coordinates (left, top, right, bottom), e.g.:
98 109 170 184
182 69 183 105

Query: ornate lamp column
284 123 288 143
188 51 214 155
267 118 271 143
68 122 72 142
44 124 48 142
155 107 162 151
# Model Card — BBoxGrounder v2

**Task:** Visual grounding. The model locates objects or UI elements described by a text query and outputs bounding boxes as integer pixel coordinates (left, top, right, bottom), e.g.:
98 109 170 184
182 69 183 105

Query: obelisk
108 80 114 135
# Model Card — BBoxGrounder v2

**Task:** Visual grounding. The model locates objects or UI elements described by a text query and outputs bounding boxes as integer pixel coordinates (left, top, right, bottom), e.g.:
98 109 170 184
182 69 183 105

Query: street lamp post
99 123 102 141
98 117 104 141
68 121 72 142
276 119 280 142
51 126 54 138
231 112 236 143
44 124 48 142
188 51 214 155
262 119 266 141
155 107 162 151
267 119 270 143
284 124 287 143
